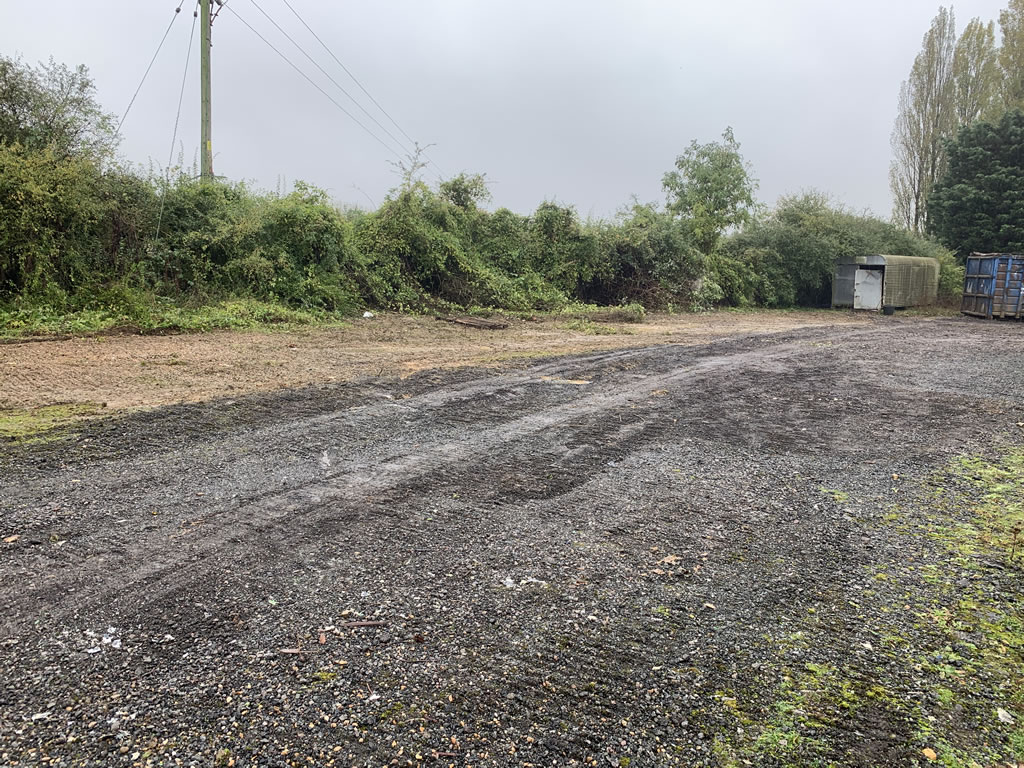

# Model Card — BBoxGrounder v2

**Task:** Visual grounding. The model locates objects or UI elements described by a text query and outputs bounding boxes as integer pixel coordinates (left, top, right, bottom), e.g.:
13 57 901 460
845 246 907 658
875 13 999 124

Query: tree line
890 0 1024 248
0 46 981 332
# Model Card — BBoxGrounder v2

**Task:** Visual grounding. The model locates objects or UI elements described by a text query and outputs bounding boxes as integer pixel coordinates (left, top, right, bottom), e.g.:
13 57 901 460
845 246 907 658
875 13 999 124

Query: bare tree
890 7 957 232
388 141 435 190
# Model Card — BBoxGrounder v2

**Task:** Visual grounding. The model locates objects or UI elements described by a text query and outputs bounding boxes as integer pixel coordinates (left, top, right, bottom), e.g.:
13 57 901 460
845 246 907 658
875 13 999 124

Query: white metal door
853 269 883 310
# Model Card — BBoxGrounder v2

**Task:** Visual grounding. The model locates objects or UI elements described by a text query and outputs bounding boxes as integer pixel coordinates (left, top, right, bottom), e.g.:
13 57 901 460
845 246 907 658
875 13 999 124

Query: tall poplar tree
890 7 957 232
951 18 1001 126
999 0 1024 110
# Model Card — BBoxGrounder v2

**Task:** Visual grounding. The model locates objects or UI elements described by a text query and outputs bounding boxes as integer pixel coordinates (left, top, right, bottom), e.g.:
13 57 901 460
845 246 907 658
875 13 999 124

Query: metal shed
961 253 1024 319
831 254 939 311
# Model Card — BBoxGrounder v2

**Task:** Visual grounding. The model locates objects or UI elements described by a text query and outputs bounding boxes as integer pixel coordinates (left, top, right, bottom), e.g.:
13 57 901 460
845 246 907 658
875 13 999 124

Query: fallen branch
435 315 509 330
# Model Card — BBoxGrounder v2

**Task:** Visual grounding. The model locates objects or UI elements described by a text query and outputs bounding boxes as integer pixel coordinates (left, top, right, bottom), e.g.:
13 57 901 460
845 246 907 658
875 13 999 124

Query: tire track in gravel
2 318 1023 768
1 333 822 636
1 320 1014 636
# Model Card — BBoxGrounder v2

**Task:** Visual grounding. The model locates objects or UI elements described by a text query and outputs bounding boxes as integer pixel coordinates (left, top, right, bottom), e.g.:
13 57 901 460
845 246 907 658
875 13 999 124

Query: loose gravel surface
1 316 1022 768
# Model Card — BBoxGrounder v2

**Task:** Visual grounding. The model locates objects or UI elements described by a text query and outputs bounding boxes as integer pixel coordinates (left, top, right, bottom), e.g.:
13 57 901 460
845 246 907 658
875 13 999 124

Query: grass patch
0 297 349 338
898 304 962 318
0 402 107 443
882 447 1023 763
946 451 1024 564
718 664 900 766
882 448 1024 764
585 302 647 324
561 317 629 336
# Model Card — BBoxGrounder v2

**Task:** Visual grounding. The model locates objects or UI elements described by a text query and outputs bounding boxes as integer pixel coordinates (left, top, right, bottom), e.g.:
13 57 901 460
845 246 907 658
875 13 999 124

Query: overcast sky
0 0 1010 218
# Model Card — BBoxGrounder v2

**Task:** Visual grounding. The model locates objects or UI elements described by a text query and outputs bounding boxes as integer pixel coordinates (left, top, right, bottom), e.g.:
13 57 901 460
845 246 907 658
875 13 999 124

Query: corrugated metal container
879 254 940 307
961 253 1024 319
832 254 939 310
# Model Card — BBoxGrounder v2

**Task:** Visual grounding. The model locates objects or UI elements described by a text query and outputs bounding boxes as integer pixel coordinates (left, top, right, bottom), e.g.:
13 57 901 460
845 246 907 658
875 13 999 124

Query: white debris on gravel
502 576 549 589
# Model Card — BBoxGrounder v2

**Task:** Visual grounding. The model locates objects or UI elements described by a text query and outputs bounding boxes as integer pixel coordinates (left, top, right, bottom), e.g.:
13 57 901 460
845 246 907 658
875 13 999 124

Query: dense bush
581 203 705 309
0 158 961 322
151 178 365 312
714 193 961 306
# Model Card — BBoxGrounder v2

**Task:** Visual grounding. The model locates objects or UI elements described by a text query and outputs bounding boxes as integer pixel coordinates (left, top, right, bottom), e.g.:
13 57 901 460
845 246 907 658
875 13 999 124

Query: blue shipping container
961 253 1024 319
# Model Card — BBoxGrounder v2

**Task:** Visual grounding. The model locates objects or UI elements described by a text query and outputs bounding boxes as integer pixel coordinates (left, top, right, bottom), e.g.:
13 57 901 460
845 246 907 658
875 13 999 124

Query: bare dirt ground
0 310 875 411
1 314 1022 768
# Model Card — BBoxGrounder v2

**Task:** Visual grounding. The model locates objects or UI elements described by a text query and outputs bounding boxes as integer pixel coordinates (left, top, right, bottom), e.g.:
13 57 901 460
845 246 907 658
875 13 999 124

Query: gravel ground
1 316 1022 768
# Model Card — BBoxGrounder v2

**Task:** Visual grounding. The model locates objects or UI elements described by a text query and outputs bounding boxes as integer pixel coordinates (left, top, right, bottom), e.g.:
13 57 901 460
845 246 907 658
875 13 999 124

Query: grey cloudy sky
0 0 1010 218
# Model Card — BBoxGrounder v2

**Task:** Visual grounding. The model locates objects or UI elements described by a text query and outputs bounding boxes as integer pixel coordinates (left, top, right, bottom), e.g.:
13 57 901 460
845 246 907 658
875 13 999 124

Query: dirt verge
0 310 875 412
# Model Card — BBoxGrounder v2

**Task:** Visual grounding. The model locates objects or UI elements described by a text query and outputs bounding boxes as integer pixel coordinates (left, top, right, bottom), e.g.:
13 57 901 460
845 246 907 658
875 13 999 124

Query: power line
156 4 200 239
246 0 415 158
115 4 184 137
224 3 410 163
277 0 447 178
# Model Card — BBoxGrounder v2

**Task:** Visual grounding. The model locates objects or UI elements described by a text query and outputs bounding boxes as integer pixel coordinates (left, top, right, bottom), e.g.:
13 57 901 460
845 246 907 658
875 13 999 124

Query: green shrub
718 192 958 307
615 301 646 323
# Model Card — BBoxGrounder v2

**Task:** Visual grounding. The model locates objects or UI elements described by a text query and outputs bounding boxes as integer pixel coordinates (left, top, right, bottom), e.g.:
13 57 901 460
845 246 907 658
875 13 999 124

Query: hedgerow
0 54 963 332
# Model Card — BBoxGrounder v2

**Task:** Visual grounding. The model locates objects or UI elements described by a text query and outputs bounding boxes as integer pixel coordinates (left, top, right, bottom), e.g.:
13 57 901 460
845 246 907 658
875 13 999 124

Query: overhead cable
278 0 447 178
247 0 415 158
224 3 409 162
115 4 185 137
156 4 199 239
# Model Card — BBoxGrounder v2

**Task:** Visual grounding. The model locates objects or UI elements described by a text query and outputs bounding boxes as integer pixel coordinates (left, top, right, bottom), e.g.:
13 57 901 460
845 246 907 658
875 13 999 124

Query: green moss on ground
818 487 850 503
713 446 1023 767
0 402 106 443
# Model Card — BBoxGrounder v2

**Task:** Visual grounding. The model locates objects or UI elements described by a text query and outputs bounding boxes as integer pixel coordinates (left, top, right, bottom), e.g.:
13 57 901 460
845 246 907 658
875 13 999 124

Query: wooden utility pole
200 0 214 180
